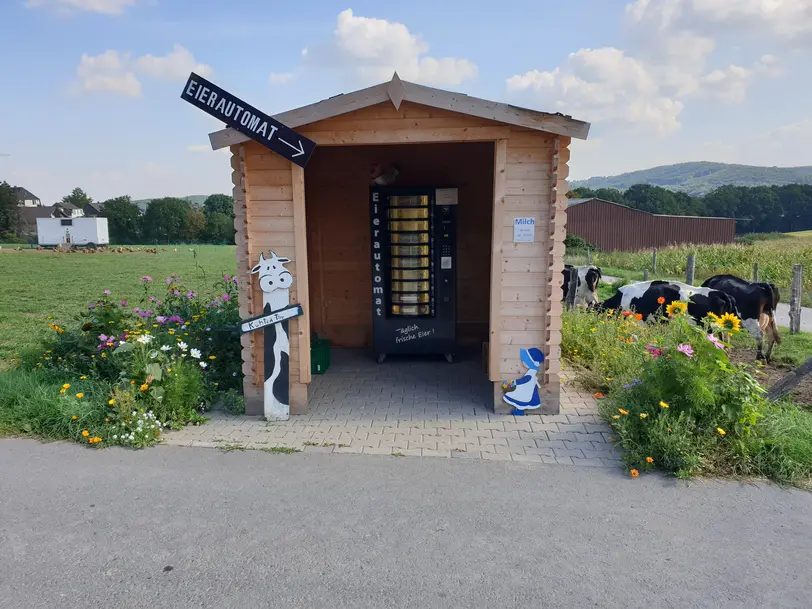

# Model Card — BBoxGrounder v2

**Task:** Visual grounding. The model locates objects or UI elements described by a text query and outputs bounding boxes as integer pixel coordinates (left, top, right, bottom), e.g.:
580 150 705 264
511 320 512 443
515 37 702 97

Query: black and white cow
562 264 602 307
701 274 782 360
599 280 740 324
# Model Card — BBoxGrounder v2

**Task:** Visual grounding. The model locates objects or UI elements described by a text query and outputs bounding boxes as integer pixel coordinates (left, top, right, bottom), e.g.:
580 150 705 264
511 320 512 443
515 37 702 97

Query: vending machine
370 187 457 363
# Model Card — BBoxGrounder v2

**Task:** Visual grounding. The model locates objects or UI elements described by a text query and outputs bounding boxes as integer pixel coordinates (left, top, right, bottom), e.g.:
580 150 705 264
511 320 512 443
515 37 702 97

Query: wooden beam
767 356 812 401
300 127 512 146
291 164 311 384
489 138 508 382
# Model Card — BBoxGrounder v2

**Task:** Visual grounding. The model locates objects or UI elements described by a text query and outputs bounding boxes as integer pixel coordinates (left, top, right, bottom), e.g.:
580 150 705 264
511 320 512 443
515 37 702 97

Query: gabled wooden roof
208 72 590 150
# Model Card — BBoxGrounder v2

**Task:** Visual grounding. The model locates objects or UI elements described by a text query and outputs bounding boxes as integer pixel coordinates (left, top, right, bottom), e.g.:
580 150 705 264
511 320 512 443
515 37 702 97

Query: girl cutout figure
502 348 544 415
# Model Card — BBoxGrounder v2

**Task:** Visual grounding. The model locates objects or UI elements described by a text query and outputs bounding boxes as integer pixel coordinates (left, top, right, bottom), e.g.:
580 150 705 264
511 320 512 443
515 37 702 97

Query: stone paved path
164 349 620 466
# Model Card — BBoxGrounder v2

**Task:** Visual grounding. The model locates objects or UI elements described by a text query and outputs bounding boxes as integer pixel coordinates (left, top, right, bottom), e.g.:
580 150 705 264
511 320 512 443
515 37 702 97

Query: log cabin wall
235 142 309 416
303 141 494 348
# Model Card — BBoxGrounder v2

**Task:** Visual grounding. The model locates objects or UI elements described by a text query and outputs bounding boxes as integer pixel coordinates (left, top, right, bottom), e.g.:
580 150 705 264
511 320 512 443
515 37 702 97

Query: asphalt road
1 440 811 609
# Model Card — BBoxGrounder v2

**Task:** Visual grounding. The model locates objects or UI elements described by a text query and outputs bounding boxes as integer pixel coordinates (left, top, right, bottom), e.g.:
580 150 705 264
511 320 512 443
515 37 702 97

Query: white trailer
36 217 110 247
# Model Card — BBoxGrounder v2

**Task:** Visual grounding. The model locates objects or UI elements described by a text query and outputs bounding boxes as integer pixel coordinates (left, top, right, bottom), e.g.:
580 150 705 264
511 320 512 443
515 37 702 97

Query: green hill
571 162 812 196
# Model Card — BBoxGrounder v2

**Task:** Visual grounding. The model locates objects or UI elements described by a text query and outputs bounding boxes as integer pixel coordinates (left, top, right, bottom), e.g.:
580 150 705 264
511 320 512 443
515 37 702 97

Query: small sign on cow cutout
180 72 316 168
513 217 536 243
240 304 303 334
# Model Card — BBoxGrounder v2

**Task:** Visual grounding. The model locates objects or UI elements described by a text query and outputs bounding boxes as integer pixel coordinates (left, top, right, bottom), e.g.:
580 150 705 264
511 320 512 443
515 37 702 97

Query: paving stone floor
164 349 621 466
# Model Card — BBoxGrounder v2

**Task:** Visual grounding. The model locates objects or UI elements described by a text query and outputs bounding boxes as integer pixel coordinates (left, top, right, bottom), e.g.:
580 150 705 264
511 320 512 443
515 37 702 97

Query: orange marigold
630 469 640 478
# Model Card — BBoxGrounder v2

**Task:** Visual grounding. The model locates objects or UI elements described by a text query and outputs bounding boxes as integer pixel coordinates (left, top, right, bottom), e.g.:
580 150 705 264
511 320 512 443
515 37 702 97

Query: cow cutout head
251 251 294 294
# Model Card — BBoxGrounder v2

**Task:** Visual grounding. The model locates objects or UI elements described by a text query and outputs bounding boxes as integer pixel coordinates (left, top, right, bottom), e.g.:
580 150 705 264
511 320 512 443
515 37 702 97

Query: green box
311 335 331 375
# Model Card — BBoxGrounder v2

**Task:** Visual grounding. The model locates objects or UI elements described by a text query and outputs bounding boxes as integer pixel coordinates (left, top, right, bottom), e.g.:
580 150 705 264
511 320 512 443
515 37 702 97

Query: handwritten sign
240 304 303 334
513 217 535 243
394 323 436 344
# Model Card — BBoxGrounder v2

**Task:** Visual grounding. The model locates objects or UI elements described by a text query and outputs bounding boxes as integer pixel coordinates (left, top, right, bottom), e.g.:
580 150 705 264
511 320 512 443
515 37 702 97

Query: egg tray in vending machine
369 186 458 364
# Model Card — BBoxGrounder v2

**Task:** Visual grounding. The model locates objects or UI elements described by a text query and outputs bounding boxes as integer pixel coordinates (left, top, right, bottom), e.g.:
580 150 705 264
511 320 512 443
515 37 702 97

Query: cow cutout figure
250 251 294 421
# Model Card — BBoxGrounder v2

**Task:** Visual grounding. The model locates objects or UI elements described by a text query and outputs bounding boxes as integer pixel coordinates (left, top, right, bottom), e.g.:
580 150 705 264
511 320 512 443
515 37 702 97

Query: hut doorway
302 142 495 409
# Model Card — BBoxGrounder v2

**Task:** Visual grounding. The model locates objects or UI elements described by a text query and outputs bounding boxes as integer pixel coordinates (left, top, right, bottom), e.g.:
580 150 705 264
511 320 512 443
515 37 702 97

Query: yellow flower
618 408 629 415
659 401 669 409
60 388 67 395
718 313 741 332
168 330 175 335
140 384 149 392
91 355 95 359
613 415 621 420
167 368 172 373
101 352 107 358
666 301 688 318
646 457 654 463
71 415 78 420
153 324 159 328
108 399 115 405
105 418 110 422
76 393 84 398
80 376 87 380
62 383 71 389
605 377 613 381
590 328 596 332
208 355 216 360
640 413 648 419
82 430 89 437
129 380 136 385
717 427 726 436
630 469 639 478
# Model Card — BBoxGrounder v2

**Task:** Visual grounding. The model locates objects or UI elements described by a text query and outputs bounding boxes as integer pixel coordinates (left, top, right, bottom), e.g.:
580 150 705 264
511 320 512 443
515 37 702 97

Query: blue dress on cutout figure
503 348 544 415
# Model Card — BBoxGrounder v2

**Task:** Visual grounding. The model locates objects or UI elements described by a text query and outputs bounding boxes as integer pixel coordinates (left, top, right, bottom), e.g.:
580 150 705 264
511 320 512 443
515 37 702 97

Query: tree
142 197 191 243
205 212 235 244
203 194 234 217
185 210 207 241
61 187 93 208
0 181 20 237
100 196 142 243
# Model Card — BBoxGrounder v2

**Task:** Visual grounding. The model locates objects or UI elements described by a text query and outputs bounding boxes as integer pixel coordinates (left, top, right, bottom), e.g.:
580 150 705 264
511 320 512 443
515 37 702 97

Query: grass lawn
0 246 237 367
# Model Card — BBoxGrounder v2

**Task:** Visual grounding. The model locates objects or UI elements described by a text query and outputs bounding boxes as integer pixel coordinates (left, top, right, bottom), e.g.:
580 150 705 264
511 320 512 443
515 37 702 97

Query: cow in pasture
701 274 781 361
562 264 602 307
599 280 740 325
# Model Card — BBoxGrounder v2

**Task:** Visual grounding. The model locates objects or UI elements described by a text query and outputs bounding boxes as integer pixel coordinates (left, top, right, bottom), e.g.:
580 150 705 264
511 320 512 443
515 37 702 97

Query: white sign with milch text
513 217 536 243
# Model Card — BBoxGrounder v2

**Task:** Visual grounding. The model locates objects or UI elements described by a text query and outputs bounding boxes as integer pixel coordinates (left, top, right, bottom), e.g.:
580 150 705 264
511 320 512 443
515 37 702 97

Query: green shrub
220 389 245 415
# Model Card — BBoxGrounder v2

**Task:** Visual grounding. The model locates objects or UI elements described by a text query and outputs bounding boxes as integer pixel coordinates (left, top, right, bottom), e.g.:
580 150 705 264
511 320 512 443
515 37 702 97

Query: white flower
136 334 153 344
190 348 202 359
149 351 158 359
113 435 118 439
132 411 137 416
178 341 188 351
160 345 172 352
199 362 207 369
205 327 211 332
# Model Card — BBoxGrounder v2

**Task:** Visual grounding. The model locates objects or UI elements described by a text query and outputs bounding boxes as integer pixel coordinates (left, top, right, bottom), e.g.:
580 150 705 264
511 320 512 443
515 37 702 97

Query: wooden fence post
767 356 812 402
566 269 579 310
753 263 759 283
790 264 804 334
587 248 592 265
686 254 696 285
652 248 657 275
643 270 649 281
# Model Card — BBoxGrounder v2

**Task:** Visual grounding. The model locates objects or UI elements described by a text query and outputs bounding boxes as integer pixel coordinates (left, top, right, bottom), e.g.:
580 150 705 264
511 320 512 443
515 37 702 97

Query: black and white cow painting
701 274 782 360
599 280 740 324
250 251 294 421
562 264 602 307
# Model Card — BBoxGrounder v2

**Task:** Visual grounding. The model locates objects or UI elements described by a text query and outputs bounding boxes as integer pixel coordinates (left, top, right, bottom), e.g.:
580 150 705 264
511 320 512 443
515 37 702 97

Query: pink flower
88 304 95 310
148 296 156 302
223 274 230 282
677 344 694 358
103 289 110 295
221 293 230 301
166 277 173 286
141 276 152 283
186 291 196 299
133 307 141 313
232 277 239 283
98 334 108 342
645 344 663 358
119 301 128 307
707 334 725 350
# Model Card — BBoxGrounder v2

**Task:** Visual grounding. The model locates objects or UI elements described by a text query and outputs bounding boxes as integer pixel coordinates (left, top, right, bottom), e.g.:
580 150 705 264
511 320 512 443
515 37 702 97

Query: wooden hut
207 73 590 416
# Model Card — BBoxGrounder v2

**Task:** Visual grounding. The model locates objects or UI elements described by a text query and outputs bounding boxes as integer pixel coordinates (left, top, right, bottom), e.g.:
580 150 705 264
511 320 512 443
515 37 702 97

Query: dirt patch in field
730 348 812 405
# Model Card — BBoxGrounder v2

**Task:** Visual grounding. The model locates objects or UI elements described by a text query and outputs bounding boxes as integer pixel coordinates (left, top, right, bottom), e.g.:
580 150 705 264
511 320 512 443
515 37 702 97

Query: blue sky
2 0 811 203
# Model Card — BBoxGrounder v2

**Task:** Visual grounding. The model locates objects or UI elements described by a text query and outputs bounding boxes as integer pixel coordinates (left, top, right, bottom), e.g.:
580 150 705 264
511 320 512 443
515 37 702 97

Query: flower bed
0 273 244 448
563 304 812 486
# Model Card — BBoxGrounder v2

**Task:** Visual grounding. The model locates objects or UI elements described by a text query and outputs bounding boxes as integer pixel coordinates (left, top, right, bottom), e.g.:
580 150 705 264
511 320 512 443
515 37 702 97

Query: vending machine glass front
387 195 433 317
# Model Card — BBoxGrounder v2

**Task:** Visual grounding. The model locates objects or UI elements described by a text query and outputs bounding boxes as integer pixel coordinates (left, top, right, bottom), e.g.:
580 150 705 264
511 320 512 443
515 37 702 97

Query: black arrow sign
180 72 316 168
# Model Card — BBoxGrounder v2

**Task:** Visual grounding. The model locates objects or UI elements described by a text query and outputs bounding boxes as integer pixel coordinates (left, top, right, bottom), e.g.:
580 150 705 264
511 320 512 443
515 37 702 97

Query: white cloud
134 44 212 81
269 71 295 84
74 45 211 97
76 51 141 97
25 0 138 14
307 9 478 86
507 47 683 134
507 1 789 135
626 0 812 40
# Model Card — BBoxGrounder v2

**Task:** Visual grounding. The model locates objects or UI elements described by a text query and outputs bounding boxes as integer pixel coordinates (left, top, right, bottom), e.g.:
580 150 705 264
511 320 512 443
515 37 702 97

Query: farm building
567 197 735 252
205 73 590 417
36 217 109 247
